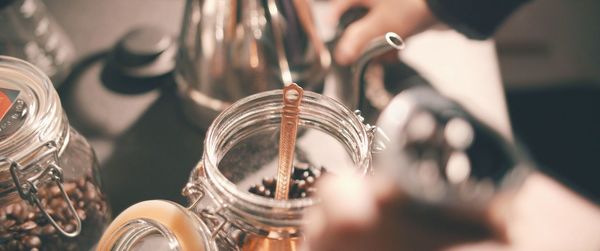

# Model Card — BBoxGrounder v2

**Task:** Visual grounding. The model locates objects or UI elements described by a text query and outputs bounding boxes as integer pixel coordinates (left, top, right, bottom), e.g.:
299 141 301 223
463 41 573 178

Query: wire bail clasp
4 141 82 237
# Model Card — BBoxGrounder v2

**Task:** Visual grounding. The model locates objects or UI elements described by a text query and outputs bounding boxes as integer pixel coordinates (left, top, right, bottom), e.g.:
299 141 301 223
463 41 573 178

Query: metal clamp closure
182 173 228 240
3 141 82 237
354 110 388 153
182 177 234 248
200 207 229 240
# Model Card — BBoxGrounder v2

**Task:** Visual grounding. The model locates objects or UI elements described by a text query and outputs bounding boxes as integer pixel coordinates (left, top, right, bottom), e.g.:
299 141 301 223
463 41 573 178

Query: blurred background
496 0 600 201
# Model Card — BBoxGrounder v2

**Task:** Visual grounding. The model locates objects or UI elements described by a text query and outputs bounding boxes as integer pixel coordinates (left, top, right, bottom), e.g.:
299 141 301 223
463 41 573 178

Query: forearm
426 0 531 39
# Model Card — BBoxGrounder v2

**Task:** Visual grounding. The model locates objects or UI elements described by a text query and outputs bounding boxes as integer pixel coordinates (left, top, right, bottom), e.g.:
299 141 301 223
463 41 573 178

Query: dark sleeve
425 0 531 39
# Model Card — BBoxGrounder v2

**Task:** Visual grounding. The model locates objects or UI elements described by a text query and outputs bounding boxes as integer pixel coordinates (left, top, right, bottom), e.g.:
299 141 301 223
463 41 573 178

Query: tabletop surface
47 0 199 213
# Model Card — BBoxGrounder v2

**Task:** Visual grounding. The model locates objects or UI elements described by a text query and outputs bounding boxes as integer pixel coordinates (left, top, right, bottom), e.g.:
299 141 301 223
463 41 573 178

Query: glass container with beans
97 87 384 250
0 56 110 250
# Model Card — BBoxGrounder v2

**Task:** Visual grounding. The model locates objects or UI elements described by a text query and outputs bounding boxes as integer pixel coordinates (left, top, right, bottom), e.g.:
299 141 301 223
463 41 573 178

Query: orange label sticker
0 88 20 121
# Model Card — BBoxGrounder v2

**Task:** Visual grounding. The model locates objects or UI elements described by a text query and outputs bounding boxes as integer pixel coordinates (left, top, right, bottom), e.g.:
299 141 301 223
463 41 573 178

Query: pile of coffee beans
249 162 327 199
0 176 110 251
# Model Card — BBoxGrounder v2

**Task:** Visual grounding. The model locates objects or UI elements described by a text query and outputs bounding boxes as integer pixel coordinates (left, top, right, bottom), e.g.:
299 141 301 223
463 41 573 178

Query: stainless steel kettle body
176 0 404 128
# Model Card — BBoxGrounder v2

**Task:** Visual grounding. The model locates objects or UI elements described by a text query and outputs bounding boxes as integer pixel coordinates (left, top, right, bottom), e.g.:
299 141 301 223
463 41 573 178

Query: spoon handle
275 83 304 200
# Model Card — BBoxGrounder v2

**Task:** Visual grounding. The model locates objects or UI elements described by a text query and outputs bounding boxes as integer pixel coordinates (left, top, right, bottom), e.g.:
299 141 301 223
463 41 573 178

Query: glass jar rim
97 200 218 251
201 88 372 220
0 56 64 158
0 56 67 201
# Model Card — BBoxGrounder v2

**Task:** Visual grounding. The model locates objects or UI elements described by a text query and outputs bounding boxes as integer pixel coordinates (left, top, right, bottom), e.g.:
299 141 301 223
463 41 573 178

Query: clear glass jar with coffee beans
0 56 110 251
96 88 383 251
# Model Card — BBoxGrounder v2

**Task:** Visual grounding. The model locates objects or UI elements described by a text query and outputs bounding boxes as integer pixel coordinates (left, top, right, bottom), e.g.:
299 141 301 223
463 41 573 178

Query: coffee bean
297 180 307 190
23 235 41 248
248 163 327 199
257 185 266 194
71 189 83 200
0 232 13 240
63 183 76 193
1 176 109 251
6 204 23 217
77 179 86 188
7 225 19 232
63 223 75 233
84 187 97 201
76 209 87 221
2 220 16 229
93 202 102 212
291 181 300 191
249 185 258 194
49 186 61 196
41 224 56 235
262 177 275 189
19 221 37 231
49 198 68 209
29 226 41 236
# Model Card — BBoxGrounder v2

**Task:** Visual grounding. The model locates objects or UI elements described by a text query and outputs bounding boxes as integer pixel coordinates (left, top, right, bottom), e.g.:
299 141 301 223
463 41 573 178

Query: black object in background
507 84 600 203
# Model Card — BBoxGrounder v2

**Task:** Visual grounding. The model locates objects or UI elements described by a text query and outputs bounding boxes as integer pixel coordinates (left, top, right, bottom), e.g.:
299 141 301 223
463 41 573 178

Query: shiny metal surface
176 0 329 128
176 0 404 128
275 83 303 200
340 32 405 110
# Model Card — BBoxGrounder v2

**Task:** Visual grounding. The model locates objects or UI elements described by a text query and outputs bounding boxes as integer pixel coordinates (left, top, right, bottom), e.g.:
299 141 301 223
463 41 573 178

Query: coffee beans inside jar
248 162 328 199
0 176 109 251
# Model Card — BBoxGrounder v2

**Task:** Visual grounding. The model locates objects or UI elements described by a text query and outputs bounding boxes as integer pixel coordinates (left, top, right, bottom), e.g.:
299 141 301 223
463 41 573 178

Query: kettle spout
350 32 405 110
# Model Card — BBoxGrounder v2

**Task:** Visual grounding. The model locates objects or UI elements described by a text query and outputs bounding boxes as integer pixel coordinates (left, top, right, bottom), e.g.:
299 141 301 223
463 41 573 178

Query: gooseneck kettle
175 0 404 128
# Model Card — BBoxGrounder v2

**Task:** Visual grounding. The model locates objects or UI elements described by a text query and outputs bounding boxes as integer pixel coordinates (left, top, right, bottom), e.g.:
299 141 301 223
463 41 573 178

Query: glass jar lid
1 56 68 197
97 200 217 251
0 56 65 151
0 56 67 196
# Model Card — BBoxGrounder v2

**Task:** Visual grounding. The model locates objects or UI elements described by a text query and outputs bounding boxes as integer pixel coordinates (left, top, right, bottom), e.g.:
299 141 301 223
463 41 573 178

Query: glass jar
97 88 381 250
0 56 110 250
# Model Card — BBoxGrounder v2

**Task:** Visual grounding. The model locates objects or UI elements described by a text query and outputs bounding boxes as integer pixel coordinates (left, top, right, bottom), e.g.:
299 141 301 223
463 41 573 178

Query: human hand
331 0 438 65
304 173 508 251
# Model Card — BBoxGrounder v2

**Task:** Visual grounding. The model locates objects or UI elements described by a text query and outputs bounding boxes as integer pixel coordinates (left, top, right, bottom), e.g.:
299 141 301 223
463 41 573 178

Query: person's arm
426 0 530 39
331 0 530 65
